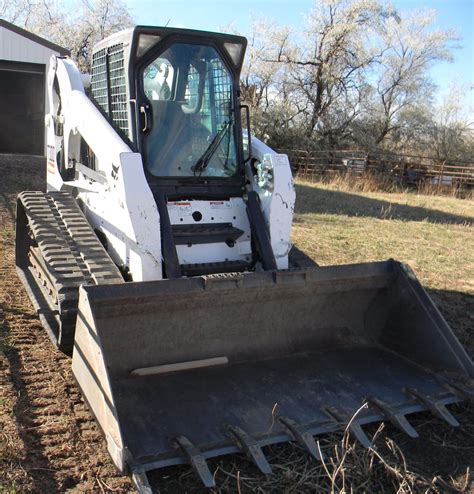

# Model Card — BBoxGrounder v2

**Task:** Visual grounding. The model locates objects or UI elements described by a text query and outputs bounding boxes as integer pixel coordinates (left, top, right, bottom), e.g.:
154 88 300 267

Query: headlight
255 155 274 190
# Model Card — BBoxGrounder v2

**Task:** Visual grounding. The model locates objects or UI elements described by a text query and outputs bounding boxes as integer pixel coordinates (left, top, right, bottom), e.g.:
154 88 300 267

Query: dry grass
148 404 474 493
293 180 473 290
1 157 473 493
302 172 474 200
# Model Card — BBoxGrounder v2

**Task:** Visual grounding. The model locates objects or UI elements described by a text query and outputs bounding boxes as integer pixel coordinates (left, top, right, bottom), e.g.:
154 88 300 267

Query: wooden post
438 160 446 191
304 150 309 180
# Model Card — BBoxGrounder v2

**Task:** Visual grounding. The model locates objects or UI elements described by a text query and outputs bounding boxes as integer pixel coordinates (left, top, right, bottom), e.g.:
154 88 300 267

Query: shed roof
0 18 70 56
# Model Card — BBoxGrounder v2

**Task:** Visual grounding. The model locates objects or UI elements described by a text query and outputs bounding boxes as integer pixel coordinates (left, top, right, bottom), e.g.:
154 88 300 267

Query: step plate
181 260 251 276
172 222 244 245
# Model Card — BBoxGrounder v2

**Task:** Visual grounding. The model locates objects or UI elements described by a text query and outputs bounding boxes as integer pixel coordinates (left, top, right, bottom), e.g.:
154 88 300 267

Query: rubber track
17 191 123 352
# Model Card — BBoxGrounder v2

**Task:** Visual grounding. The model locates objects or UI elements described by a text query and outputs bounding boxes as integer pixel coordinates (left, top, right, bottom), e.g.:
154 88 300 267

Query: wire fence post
438 160 446 192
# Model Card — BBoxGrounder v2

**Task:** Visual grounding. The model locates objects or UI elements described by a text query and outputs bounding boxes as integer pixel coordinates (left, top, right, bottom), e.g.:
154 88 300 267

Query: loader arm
46 56 163 281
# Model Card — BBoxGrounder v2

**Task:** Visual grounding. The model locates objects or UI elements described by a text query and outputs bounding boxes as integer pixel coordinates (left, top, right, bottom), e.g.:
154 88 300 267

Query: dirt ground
0 154 473 493
0 155 135 493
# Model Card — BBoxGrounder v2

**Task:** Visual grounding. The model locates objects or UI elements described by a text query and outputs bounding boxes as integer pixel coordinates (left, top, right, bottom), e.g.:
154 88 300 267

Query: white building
0 19 69 156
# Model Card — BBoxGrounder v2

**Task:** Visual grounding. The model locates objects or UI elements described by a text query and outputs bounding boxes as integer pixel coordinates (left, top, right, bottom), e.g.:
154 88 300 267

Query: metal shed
0 19 69 156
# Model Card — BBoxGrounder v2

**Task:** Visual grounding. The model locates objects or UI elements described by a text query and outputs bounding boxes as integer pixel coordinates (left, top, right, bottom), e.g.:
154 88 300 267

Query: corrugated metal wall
0 27 55 64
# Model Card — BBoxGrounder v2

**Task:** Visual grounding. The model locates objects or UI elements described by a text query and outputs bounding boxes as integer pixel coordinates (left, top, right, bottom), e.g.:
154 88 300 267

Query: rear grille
91 43 129 136
91 48 109 114
108 44 128 134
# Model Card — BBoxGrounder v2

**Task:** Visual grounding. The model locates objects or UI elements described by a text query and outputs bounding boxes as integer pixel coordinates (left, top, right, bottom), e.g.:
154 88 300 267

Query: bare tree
244 0 398 146
238 19 301 143
426 84 473 162
2 0 134 71
0 0 34 25
294 0 394 141
240 20 289 109
241 0 461 151
368 9 457 145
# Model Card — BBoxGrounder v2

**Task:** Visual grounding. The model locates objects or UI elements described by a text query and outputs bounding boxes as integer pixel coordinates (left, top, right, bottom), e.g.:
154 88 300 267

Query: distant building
0 19 69 156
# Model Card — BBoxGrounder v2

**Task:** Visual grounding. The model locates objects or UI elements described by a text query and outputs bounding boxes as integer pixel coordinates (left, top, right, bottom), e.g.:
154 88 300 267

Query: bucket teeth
436 375 474 404
172 435 215 488
404 387 460 427
226 425 272 474
350 423 372 449
323 406 372 449
132 469 152 494
367 397 418 438
278 416 324 461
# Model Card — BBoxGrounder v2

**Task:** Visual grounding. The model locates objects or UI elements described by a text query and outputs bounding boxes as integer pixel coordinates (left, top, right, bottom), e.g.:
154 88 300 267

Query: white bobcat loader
15 26 473 491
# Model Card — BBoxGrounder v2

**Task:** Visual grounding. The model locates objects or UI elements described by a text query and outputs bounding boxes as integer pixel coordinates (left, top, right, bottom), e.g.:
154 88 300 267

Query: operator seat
146 100 208 177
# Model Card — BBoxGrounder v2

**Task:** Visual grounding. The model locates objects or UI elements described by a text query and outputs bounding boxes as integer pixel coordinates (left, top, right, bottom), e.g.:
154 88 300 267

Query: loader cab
90 28 272 278
131 28 248 197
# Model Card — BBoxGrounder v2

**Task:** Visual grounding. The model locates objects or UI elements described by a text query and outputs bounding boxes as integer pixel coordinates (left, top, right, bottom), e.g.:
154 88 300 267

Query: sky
126 0 474 113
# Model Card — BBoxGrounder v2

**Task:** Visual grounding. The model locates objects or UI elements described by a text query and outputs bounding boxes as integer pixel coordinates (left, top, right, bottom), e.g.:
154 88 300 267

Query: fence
280 149 474 189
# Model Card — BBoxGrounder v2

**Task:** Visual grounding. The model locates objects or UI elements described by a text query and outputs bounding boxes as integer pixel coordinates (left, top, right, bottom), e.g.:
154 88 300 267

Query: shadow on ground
0 153 46 224
429 288 474 356
295 183 474 226
0 304 62 493
0 154 46 195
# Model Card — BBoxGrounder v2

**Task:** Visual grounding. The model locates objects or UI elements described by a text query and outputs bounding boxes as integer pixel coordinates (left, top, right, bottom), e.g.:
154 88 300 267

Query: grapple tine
132 469 152 494
172 435 215 488
349 422 373 449
367 397 418 438
405 387 460 427
435 375 474 404
323 406 372 449
226 425 272 474
278 416 323 461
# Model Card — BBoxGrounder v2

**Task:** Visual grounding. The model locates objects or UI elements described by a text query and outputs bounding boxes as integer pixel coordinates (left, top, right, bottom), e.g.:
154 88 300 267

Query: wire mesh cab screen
91 43 129 136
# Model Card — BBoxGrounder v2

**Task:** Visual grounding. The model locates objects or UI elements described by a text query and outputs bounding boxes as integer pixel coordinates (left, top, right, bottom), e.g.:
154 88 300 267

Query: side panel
80 152 162 281
72 288 127 470
248 137 295 269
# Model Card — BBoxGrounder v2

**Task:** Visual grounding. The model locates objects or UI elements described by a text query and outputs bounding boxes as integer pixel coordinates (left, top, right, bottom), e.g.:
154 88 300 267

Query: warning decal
169 202 192 217
47 145 56 174
210 201 231 210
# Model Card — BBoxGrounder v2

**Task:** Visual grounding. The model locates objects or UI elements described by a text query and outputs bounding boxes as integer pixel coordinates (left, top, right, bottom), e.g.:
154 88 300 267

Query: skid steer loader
16 26 473 491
